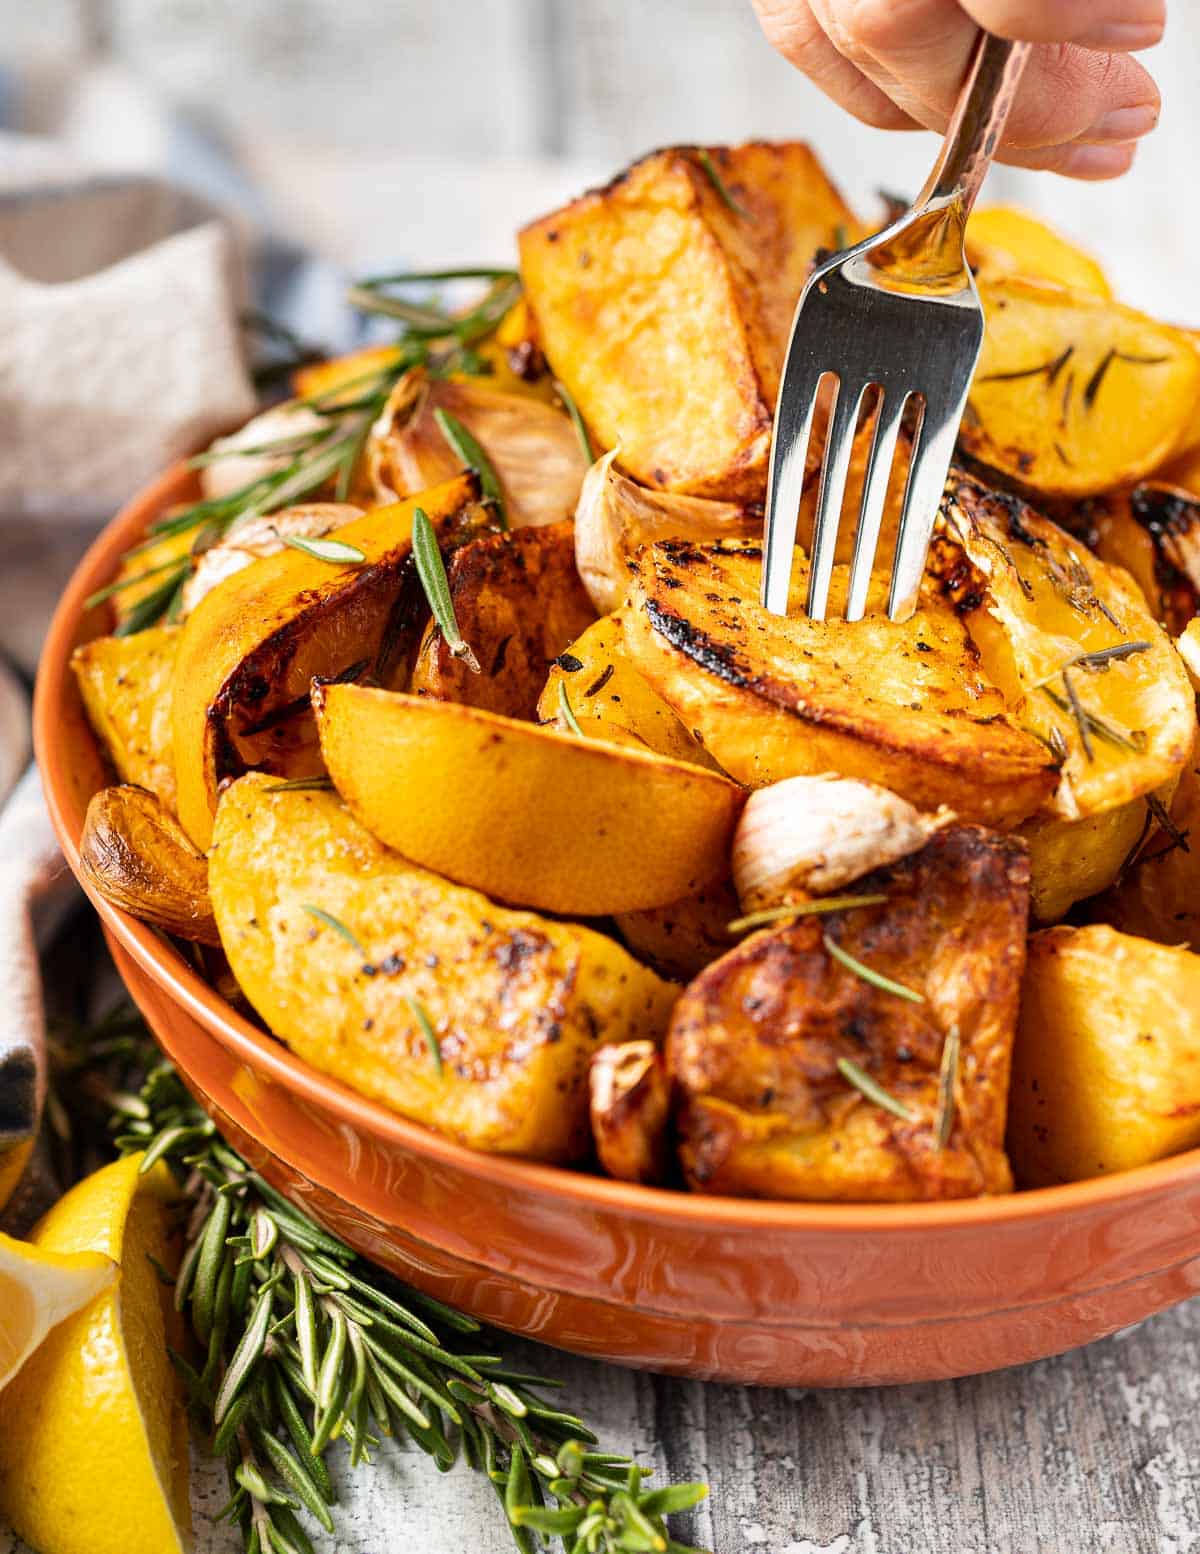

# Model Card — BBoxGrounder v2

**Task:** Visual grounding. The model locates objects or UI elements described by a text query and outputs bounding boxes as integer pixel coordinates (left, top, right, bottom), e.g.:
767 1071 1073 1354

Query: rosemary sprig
302 905 367 958
557 682 585 738
434 408 507 527
263 777 336 795
412 507 481 673
554 381 596 463
822 932 925 1004
727 895 888 937
77 1009 708 1554
279 535 367 566
1040 683 1145 755
935 1025 960 1150
836 1058 915 1123
405 997 444 1076
695 149 751 220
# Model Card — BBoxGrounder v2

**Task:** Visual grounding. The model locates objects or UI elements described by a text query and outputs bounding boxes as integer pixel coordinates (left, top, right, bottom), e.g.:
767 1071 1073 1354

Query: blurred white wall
1 0 1196 315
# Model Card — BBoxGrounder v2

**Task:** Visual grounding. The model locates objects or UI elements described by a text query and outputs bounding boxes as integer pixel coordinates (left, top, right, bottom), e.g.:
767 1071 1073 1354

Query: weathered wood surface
6 1300 1196 1554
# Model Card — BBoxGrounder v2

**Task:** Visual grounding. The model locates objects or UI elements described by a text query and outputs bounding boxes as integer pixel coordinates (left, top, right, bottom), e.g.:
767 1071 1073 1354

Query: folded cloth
0 141 260 1215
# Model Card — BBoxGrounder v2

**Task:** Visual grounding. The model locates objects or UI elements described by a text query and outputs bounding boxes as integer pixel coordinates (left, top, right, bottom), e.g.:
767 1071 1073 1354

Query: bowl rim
35 459 1200 1237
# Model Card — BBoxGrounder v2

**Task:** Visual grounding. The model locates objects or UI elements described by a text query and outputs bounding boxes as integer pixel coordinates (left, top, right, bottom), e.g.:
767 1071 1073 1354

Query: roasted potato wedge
574 449 761 616
589 1042 671 1185
520 141 857 499
1081 483 1200 635
1009 925 1200 1185
962 277 1200 497
965 207 1112 298
367 368 589 527
182 504 363 617
621 539 1057 824
613 878 741 981
1018 799 1165 924
110 529 194 629
209 777 677 1160
941 471 1197 821
410 522 596 720
171 474 490 849
314 684 744 915
1090 754 1200 950
668 825 1029 1200
80 785 218 944
72 626 179 813
537 612 720 769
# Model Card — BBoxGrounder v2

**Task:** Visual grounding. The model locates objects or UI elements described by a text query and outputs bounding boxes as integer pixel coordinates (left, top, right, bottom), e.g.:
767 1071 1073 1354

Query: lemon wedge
0 1231 114 1392
0 1154 191 1554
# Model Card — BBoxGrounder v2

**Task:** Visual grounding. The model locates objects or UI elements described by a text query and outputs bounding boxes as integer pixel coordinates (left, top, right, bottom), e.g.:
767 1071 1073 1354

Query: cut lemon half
0 1154 191 1554
0 1232 114 1393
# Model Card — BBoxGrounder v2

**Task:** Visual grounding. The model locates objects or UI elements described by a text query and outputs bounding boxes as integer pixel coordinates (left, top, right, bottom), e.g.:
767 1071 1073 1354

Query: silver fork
762 31 1031 623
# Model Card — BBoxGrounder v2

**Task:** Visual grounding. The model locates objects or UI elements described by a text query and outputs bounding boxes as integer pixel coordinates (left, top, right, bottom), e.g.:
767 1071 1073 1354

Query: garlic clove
589 1041 671 1185
732 773 953 913
574 448 760 615
200 401 330 501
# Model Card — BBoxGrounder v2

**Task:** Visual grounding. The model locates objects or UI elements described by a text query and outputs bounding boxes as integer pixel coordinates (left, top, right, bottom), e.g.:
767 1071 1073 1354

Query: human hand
751 0 1163 178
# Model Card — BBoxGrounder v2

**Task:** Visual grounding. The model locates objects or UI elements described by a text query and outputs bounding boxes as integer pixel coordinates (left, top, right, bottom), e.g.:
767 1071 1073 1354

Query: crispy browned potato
940 471 1197 823
1008 925 1200 1185
171 474 492 849
367 368 589 527
1080 483 1200 636
962 277 1200 498
209 777 678 1161
520 142 858 500
667 824 1029 1200
589 1042 671 1185
1090 753 1200 949
71 626 179 813
613 879 740 981
621 539 1057 825
80 785 218 944
409 522 596 720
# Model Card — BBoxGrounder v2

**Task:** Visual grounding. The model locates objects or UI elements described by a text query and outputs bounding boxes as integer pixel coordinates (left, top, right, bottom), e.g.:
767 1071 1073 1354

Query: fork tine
845 388 905 623
761 361 825 614
885 403 958 622
806 381 866 621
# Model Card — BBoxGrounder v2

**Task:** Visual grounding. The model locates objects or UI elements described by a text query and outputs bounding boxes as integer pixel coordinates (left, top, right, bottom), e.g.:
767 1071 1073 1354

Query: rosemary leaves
822 932 925 1005
411 507 481 674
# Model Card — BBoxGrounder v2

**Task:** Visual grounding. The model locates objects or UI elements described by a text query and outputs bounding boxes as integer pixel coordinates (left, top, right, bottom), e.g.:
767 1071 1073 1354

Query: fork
762 31 1031 623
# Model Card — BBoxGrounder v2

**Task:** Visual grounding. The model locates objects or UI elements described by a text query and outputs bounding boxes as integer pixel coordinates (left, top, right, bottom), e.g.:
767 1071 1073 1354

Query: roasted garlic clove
80 785 220 944
200 402 330 501
732 774 952 913
589 1041 671 1185
574 448 759 615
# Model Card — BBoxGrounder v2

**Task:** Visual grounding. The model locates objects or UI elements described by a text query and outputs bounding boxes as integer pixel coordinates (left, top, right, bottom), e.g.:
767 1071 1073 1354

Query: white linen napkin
0 145 256 1214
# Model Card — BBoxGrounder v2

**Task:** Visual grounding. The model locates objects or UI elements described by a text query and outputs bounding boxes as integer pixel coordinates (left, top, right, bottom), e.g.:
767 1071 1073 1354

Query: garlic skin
574 448 760 615
199 402 329 501
181 503 363 615
732 774 953 913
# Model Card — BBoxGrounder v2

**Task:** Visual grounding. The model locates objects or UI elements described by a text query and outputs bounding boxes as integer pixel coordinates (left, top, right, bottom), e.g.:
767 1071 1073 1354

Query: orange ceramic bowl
35 464 1200 1387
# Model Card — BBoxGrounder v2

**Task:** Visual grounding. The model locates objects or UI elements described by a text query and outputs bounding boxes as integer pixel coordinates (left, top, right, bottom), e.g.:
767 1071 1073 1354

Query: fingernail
1077 21 1165 51
1059 142 1139 180
1089 104 1160 142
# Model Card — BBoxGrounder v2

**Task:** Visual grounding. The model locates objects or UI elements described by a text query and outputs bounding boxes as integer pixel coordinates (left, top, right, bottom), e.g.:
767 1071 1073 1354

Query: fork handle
916 31 1032 217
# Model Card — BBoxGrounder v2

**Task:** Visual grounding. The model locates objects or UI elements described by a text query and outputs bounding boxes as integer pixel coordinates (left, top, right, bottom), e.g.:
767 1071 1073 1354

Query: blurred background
2 0 1193 305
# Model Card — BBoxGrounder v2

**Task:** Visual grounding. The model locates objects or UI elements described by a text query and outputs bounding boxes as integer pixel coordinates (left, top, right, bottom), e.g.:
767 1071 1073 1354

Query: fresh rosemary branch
112 269 522 632
66 1006 708 1554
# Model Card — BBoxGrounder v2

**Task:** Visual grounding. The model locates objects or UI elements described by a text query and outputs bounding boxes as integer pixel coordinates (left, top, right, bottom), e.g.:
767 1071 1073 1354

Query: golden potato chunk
614 878 741 981
410 522 595 720
519 142 857 499
621 539 1056 825
209 777 678 1161
941 471 1196 822
537 612 719 769
667 825 1029 1200
80 785 217 944
171 474 490 849
72 626 179 813
1092 754 1200 950
963 277 1200 498
1009 925 1200 1185
1082 483 1200 636
965 207 1112 298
